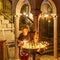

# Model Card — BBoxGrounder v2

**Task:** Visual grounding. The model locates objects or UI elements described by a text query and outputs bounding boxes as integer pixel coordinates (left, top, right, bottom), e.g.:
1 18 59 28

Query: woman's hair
22 25 30 31
22 26 28 30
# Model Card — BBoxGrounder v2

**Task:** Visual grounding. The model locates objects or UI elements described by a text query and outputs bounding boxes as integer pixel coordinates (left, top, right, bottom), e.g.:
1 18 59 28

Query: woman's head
22 26 29 36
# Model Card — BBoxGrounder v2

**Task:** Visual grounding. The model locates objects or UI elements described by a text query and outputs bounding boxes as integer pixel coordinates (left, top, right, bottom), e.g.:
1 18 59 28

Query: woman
18 26 30 60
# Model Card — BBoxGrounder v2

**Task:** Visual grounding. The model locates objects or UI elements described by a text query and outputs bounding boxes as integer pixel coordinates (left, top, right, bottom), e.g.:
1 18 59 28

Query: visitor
18 26 30 60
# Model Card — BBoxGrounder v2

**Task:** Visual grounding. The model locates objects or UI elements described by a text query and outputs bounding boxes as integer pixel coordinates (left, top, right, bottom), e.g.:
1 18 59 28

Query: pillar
33 15 38 32
14 15 20 60
32 9 40 33
54 15 58 60
3 0 6 11
11 0 16 15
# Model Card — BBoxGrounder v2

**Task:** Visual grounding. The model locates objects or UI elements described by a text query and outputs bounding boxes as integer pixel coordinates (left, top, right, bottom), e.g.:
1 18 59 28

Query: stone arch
15 0 32 59
48 0 57 14
38 0 57 22
16 0 31 15
38 0 57 39
15 0 31 36
40 0 57 14
38 0 58 59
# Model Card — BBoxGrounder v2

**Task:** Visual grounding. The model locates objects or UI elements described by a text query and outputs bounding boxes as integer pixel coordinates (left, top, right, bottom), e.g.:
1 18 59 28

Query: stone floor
35 54 60 60
8 54 60 60
39 55 59 60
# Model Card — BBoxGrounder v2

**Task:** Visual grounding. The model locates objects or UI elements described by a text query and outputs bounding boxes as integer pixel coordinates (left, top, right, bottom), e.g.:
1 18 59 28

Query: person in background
33 32 39 45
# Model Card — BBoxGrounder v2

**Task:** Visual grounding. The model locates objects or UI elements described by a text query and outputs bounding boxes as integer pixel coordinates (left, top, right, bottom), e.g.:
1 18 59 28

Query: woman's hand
17 40 24 46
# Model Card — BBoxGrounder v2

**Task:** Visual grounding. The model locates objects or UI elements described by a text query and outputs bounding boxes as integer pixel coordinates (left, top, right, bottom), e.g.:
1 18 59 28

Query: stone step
2 24 7 28
0 15 4 20
0 15 15 42
2 19 9 24
7 23 12 28
0 30 15 41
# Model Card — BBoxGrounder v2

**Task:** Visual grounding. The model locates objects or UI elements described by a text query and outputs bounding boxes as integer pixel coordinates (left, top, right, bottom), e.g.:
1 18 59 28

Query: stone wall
0 15 15 42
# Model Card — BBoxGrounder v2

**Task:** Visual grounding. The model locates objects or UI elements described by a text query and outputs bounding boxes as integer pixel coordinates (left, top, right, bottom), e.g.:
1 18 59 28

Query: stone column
54 15 58 60
32 10 40 33
3 0 6 11
11 0 16 15
33 15 38 32
14 15 20 60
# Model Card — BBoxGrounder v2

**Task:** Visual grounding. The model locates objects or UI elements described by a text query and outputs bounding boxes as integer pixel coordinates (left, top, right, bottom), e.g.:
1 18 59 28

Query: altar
18 40 49 60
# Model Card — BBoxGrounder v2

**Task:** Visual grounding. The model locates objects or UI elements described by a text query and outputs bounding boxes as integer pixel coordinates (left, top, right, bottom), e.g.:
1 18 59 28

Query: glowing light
39 14 42 18
23 12 26 15
44 14 48 17
26 14 28 17
29 13 33 20
21 40 49 50
48 20 51 23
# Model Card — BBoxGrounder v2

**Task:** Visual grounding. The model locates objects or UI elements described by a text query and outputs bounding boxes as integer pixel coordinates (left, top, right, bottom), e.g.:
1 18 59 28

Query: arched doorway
19 4 34 31
15 0 33 59
38 0 58 60
15 0 33 37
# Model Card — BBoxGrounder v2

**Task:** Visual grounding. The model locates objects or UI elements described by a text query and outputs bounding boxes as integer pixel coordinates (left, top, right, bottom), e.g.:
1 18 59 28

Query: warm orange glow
33 32 39 45
21 39 49 50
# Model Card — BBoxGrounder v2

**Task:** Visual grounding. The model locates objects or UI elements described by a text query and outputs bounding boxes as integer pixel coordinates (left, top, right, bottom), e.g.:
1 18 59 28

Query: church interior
0 0 60 60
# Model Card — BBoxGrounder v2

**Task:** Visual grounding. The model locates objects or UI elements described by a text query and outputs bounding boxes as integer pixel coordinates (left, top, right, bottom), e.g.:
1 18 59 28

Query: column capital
51 14 58 18
14 15 20 18
54 15 58 18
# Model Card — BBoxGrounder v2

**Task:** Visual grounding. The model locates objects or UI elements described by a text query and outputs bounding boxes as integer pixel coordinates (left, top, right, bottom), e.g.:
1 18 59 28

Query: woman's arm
17 40 23 46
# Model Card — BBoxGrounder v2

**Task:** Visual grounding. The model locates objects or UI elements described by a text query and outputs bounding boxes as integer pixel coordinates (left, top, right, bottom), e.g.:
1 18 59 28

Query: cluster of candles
21 39 49 50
